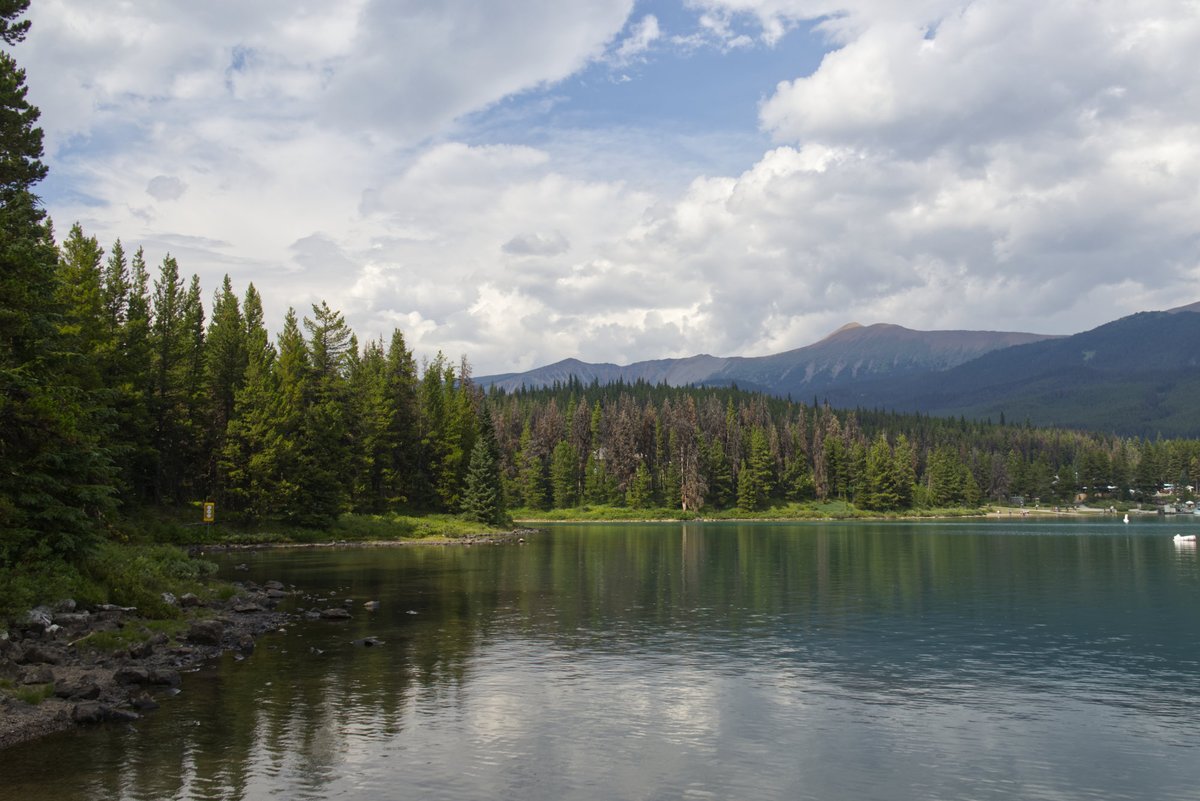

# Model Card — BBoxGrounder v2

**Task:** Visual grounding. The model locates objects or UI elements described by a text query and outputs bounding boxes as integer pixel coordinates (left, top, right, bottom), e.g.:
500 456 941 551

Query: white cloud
16 0 1200 375
613 14 662 64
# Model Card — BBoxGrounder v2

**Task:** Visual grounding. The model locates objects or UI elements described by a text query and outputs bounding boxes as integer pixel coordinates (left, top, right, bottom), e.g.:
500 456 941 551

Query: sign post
202 501 215 525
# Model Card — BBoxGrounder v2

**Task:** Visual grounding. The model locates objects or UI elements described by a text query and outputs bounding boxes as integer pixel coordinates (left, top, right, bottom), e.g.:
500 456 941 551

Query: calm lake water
5 518 1200 800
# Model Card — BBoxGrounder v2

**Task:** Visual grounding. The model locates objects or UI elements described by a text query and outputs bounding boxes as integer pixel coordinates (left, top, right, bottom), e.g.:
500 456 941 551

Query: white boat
1123 513 1129 524
1173 534 1196 542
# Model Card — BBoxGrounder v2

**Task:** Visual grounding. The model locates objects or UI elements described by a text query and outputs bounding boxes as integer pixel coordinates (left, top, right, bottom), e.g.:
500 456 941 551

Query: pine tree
270 308 316 522
515 422 547 510
705 438 734 509
219 288 279 521
461 407 506 526
737 427 773 511
549 439 579 508
116 247 156 502
203 275 246 499
383 329 421 506
627 461 654 509
865 433 900 510
55 223 106 378
349 337 390 512
295 302 355 524
0 2 114 564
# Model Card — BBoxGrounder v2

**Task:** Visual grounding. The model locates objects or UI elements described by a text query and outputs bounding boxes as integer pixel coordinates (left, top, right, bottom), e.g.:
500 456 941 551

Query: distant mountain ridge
479 323 1055 396
478 301 1200 436
822 309 1200 435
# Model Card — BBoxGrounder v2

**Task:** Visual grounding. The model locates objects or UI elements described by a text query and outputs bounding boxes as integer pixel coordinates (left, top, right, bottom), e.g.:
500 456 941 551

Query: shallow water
4 518 1200 800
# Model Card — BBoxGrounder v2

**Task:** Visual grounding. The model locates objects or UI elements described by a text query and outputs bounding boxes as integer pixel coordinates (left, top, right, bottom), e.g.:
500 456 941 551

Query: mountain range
478 303 1200 436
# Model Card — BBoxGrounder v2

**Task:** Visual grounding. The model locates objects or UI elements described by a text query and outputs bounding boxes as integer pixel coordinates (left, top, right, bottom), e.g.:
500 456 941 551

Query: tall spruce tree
461 406 506 526
203 275 246 499
301 301 354 521
219 285 278 521
0 2 114 564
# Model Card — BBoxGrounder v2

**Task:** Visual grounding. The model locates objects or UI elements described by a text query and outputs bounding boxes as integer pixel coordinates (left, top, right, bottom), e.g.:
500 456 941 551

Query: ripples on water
3 520 1200 800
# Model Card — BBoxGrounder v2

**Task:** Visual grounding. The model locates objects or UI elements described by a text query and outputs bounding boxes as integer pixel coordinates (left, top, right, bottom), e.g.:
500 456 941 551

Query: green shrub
84 542 218 619
13 683 55 705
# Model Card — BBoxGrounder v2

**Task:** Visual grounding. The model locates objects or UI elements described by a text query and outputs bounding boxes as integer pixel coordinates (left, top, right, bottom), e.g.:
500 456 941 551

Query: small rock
52 612 91 628
72 701 107 724
232 603 265 614
108 708 140 723
19 643 63 665
264 580 285 591
20 665 54 685
114 666 151 685
161 592 178 607
362 601 381 611
319 608 352 620
265 588 289 599
130 693 159 711
303 610 321 620
23 606 53 633
148 669 181 687
352 636 384 647
179 593 202 608
186 619 224 646
237 634 255 654
52 599 78 614
234 563 249 571
55 678 101 700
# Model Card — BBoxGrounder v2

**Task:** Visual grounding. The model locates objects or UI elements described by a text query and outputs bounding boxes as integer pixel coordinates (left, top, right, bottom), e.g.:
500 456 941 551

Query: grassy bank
121 508 509 548
0 511 511 622
0 541 225 623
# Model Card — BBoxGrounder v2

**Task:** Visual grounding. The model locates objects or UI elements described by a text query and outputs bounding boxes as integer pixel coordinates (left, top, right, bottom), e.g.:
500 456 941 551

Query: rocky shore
0 580 294 751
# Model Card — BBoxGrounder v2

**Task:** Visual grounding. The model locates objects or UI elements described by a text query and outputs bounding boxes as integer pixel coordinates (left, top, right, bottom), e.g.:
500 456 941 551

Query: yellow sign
202 502 215 523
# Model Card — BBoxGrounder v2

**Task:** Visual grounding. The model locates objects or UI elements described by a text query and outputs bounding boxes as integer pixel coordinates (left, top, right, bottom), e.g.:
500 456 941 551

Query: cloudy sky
17 0 1200 374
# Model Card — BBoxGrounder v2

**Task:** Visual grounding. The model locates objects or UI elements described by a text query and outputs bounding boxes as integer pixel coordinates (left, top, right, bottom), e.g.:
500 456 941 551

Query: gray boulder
186 619 224 646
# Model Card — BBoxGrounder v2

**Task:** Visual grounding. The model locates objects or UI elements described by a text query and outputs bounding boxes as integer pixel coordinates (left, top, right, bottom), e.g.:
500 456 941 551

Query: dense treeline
486 381 1200 514
3 0 1199 578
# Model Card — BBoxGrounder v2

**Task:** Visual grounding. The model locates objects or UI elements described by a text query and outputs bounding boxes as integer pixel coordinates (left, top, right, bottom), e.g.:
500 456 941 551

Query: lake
4 518 1200 800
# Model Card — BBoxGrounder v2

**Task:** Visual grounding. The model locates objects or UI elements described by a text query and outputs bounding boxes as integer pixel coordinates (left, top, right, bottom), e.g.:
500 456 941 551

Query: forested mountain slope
824 310 1200 436
479 323 1053 396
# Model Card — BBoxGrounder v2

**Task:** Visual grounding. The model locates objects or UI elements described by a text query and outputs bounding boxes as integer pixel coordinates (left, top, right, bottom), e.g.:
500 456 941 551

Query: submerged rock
319 608 351 620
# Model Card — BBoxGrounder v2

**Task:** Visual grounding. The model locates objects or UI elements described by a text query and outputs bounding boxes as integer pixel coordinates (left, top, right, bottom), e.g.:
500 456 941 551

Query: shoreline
188 527 537 553
0 529 535 751
0 581 292 752
511 507 1161 525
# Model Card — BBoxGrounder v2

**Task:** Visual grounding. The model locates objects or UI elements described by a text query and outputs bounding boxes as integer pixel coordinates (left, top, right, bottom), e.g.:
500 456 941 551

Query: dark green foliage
549 439 580 508
737 428 773 511
203 275 246 495
0 6 115 567
626 462 654 509
461 408 506 525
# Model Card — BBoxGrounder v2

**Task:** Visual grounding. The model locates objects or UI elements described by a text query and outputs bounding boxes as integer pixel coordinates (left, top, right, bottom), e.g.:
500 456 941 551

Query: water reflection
4 521 1200 800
